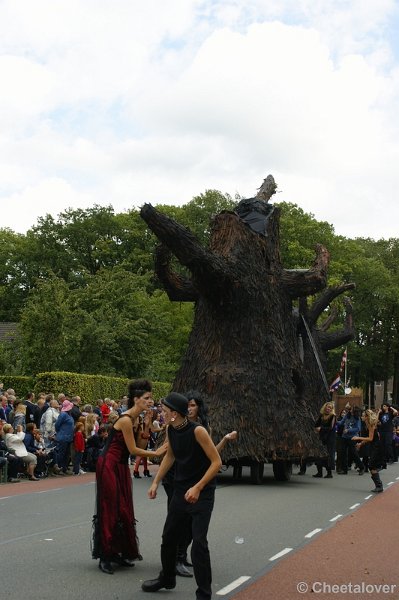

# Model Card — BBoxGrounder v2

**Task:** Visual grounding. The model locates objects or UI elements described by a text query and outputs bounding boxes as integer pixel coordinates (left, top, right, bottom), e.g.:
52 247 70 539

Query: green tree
16 267 193 379
19 276 72 373
0 228 33 320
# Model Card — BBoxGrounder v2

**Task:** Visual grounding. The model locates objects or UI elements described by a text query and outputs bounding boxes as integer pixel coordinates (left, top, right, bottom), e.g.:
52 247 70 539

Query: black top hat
162 392 189 416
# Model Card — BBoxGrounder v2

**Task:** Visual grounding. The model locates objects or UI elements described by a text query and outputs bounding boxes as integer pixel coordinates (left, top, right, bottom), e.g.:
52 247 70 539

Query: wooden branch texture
154 245 198 302
282 244 330 298
140 199 355 461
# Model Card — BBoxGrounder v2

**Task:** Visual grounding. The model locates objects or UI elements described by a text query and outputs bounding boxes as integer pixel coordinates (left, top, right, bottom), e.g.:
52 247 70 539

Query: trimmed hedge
33 371 171 404
0 376 35 398
0 371 171 403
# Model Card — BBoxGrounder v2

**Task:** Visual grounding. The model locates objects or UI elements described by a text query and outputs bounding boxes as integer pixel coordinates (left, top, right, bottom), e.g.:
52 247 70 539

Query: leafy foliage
0 191 399 401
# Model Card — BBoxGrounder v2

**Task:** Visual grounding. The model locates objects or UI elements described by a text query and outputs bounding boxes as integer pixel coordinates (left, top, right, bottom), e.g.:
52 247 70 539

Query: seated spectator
3 423 39 480
23 423 37 453
24 423 47 477
0 436 22 483
0 453 7 477
33 427 47 454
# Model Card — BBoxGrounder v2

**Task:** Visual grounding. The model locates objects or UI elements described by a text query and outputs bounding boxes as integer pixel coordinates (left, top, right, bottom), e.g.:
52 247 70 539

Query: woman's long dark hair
185 390 210 432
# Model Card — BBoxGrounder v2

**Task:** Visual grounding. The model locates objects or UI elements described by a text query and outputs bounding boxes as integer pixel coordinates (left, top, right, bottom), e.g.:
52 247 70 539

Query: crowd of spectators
0 384 163 483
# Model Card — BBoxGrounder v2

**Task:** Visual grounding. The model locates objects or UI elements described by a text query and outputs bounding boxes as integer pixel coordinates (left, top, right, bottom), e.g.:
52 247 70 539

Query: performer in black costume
157 390 237 579
353 409 384 493
142 392 222 600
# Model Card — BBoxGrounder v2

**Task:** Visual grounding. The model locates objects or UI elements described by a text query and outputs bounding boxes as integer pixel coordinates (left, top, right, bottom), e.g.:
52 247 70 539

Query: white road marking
329 514 343 522
304 528 322 538
349 503 360 509
269 548 293 561
216 576 251 595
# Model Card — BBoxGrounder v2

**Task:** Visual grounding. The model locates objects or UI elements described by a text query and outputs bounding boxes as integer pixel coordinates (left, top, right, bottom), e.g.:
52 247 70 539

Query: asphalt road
1 463 398 600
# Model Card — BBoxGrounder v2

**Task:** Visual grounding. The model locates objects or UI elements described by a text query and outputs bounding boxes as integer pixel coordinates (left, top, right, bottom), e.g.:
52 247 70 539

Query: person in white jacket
40 399 60 448
3 423 39 480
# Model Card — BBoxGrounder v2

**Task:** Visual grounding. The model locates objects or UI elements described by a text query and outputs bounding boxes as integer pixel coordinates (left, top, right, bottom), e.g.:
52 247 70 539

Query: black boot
324 470 333 478
142 572 176 592
99 560 114 574
370 472 383 493
143 469 152 477
133 471 141 479
313 466 323 478
112 554 135 567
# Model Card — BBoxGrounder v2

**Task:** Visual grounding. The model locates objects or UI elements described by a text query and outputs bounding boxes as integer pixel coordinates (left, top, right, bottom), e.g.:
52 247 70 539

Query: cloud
1 1 399 239
4 178 94 233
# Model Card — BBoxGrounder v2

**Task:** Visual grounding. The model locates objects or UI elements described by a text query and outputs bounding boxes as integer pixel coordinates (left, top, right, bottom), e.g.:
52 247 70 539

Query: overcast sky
1 0 399 239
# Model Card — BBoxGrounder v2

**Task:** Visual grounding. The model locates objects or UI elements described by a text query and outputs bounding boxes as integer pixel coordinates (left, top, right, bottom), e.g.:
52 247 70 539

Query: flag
340 349 347 373
329 375 341 392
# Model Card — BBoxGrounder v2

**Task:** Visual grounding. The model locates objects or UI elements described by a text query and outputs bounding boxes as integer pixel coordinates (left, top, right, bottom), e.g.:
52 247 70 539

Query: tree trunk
141 197 354 461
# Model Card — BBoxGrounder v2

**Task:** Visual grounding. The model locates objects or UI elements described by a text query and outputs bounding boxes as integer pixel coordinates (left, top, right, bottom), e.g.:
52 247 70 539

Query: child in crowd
73 421 86 475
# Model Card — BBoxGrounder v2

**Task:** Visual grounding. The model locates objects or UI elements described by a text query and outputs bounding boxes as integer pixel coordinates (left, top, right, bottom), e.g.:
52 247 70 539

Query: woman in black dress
313 401 336 479
353 409 384 493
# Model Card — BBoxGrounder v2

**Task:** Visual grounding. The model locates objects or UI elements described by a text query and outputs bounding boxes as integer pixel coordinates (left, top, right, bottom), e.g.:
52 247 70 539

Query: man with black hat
142 392 222 600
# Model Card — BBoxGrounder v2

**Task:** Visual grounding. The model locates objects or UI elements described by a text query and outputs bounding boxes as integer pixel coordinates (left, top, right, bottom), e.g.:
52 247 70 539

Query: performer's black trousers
161 487 215 600
380 431 393 463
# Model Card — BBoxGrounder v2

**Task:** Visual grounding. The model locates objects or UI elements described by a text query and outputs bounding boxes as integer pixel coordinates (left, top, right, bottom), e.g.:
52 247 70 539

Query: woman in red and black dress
92 379 165 574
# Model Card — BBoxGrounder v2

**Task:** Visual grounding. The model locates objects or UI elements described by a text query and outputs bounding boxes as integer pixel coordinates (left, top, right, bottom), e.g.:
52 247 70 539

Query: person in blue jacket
55 399 74 474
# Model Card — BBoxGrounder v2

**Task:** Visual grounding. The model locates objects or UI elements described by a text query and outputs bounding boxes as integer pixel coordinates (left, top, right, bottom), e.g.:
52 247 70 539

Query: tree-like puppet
140 178 355 471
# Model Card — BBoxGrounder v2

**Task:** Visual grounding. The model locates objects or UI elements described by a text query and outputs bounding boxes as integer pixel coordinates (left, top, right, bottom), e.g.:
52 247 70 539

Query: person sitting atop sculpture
235 175 277 236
